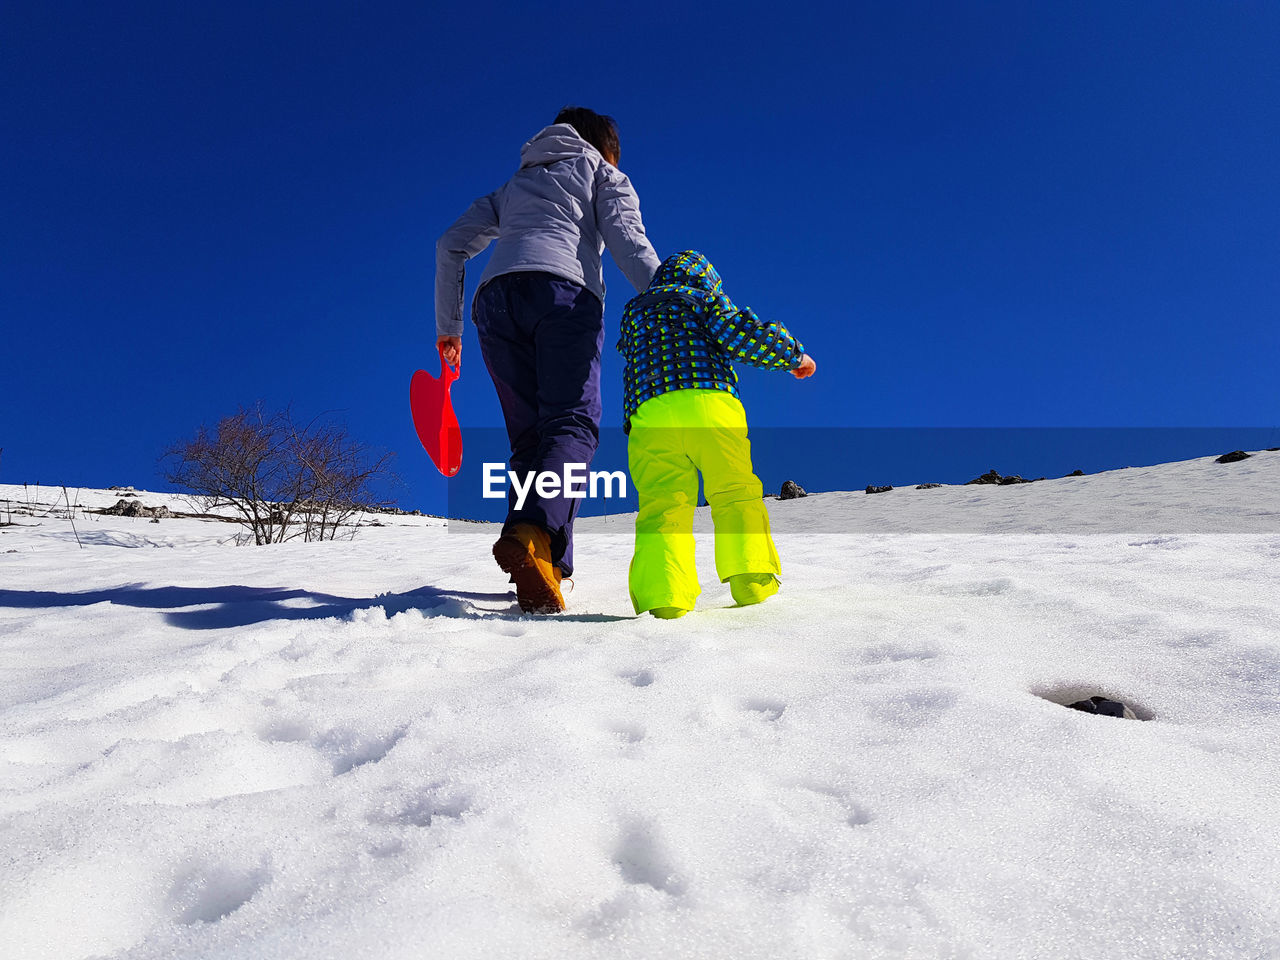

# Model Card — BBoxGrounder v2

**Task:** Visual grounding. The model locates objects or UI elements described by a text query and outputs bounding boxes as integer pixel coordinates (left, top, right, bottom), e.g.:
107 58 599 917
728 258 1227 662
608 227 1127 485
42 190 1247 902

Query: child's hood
651 251 723 295
519 124 603 169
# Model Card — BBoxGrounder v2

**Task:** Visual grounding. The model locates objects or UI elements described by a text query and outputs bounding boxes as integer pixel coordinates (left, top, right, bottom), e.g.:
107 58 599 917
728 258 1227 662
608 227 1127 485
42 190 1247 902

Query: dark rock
1067 696 1138 720
1267 447 1279 452
865 485 893 495
1215 450 1251 464
780 480 807 500
915 483 942 490
966 470 1003 485
99 498 171 519
1068 469 1085 477
998 475 1028 485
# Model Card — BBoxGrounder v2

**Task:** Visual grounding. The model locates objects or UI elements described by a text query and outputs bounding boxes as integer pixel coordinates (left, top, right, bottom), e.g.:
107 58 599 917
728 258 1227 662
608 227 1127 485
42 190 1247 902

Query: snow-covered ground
1 453 1279 959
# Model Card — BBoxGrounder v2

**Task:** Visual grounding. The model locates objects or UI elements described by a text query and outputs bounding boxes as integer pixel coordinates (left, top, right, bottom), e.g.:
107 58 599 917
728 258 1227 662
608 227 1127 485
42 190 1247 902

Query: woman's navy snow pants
473 271 604 577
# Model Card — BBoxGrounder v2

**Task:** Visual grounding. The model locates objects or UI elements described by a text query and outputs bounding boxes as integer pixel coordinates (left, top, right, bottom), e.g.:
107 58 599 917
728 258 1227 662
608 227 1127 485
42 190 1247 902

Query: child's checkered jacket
616 251 805 427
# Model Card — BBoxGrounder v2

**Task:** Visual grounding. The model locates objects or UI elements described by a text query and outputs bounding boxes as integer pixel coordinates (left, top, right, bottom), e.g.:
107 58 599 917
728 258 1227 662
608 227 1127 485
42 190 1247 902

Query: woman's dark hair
554 106 620 165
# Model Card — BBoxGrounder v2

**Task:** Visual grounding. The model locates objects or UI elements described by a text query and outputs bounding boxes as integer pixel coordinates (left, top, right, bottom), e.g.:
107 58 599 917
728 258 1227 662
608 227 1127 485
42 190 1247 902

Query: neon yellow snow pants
627 389 781 614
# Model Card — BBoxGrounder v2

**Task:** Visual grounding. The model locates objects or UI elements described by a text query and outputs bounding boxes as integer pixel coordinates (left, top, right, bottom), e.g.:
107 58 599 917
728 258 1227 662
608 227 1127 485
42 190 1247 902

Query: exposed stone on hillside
967 469 1043 486
98 499 171 519
966 470 1003 485
1215 450 1251 464
780 480 807 500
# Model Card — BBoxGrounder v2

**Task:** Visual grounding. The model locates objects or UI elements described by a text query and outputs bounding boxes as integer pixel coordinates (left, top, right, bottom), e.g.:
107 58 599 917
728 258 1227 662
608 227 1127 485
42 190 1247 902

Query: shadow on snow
0 583 633 629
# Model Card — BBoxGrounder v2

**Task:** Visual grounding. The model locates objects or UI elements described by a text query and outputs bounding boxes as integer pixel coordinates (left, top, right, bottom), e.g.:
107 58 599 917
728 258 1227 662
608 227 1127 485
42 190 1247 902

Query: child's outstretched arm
702 292 810 374
435 192 500 344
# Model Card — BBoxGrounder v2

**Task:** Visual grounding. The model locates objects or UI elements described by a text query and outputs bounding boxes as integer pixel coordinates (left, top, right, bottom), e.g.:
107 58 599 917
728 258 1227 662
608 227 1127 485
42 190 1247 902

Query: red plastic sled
410 347 462 477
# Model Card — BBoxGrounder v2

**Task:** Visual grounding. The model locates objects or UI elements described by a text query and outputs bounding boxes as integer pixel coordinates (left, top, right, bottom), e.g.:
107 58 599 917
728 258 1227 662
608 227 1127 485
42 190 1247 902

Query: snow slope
1 453 1279 959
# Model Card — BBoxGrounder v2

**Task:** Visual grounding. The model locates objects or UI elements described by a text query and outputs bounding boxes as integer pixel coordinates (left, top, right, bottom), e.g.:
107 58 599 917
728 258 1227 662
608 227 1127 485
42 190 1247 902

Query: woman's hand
438 336 462 367
791 354 816 379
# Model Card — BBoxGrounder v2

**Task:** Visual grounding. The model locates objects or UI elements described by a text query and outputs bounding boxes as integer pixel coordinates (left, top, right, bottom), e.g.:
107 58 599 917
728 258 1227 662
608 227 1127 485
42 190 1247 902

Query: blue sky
2 1 1277 512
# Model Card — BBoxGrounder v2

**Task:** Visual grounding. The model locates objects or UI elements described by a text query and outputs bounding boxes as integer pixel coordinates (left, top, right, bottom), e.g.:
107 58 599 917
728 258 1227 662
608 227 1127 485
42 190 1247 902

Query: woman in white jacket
435 107 661 613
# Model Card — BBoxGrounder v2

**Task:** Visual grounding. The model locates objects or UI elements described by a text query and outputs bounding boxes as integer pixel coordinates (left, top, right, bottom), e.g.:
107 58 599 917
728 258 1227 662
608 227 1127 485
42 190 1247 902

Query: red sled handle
410 345 463 478
437 342 461 385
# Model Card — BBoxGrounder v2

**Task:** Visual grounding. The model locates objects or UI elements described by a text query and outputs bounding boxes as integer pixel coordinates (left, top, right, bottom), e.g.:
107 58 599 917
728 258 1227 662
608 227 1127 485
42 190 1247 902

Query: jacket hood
519 123 602 168
652 250 722 294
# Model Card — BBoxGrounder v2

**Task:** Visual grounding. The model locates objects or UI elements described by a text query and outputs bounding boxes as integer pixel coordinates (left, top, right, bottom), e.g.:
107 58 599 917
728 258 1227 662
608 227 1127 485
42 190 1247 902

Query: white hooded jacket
435 124 661 338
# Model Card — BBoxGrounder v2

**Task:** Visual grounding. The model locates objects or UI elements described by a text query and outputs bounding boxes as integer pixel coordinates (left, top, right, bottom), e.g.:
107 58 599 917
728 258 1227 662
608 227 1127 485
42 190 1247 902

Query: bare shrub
162 406 396 545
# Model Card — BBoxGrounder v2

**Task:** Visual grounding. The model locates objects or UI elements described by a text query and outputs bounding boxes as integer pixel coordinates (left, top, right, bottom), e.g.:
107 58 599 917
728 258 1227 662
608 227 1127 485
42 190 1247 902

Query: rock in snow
1066 695 1140 720
97 497 171 519
779 479 807 499
1216 450 1252 463
966 469 1004 485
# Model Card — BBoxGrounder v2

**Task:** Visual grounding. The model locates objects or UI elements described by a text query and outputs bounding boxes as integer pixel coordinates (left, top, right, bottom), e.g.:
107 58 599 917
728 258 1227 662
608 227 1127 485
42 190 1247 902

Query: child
617 251 816 618
436 107 661 614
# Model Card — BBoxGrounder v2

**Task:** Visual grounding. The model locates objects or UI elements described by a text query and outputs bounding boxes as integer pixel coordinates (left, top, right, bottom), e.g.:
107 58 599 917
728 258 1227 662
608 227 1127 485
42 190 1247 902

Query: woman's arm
435 192 499 339
593 165 661 293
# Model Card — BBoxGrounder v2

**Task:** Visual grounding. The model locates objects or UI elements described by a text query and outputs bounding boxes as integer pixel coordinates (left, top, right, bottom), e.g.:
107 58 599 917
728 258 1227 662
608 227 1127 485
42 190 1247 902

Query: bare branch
161 405 397 545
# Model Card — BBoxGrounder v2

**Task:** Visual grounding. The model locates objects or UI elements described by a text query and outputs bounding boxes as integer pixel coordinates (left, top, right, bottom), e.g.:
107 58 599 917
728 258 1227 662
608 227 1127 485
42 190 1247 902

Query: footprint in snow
258 717 310 743
799 782 875 828
169 862 269 925
743 697 786 722
618 667 655 688
608 721 646 744
317 726 408 775
612 820 685 896
366 788 472 828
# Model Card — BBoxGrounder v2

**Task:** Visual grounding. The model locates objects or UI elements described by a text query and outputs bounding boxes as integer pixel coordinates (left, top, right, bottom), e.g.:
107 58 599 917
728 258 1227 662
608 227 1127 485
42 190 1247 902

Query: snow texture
1 453 1279 959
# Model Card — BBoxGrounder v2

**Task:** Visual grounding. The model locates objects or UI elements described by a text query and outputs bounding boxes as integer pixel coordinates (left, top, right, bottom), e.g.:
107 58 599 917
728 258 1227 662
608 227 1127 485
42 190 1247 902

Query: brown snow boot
492 523 566 614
